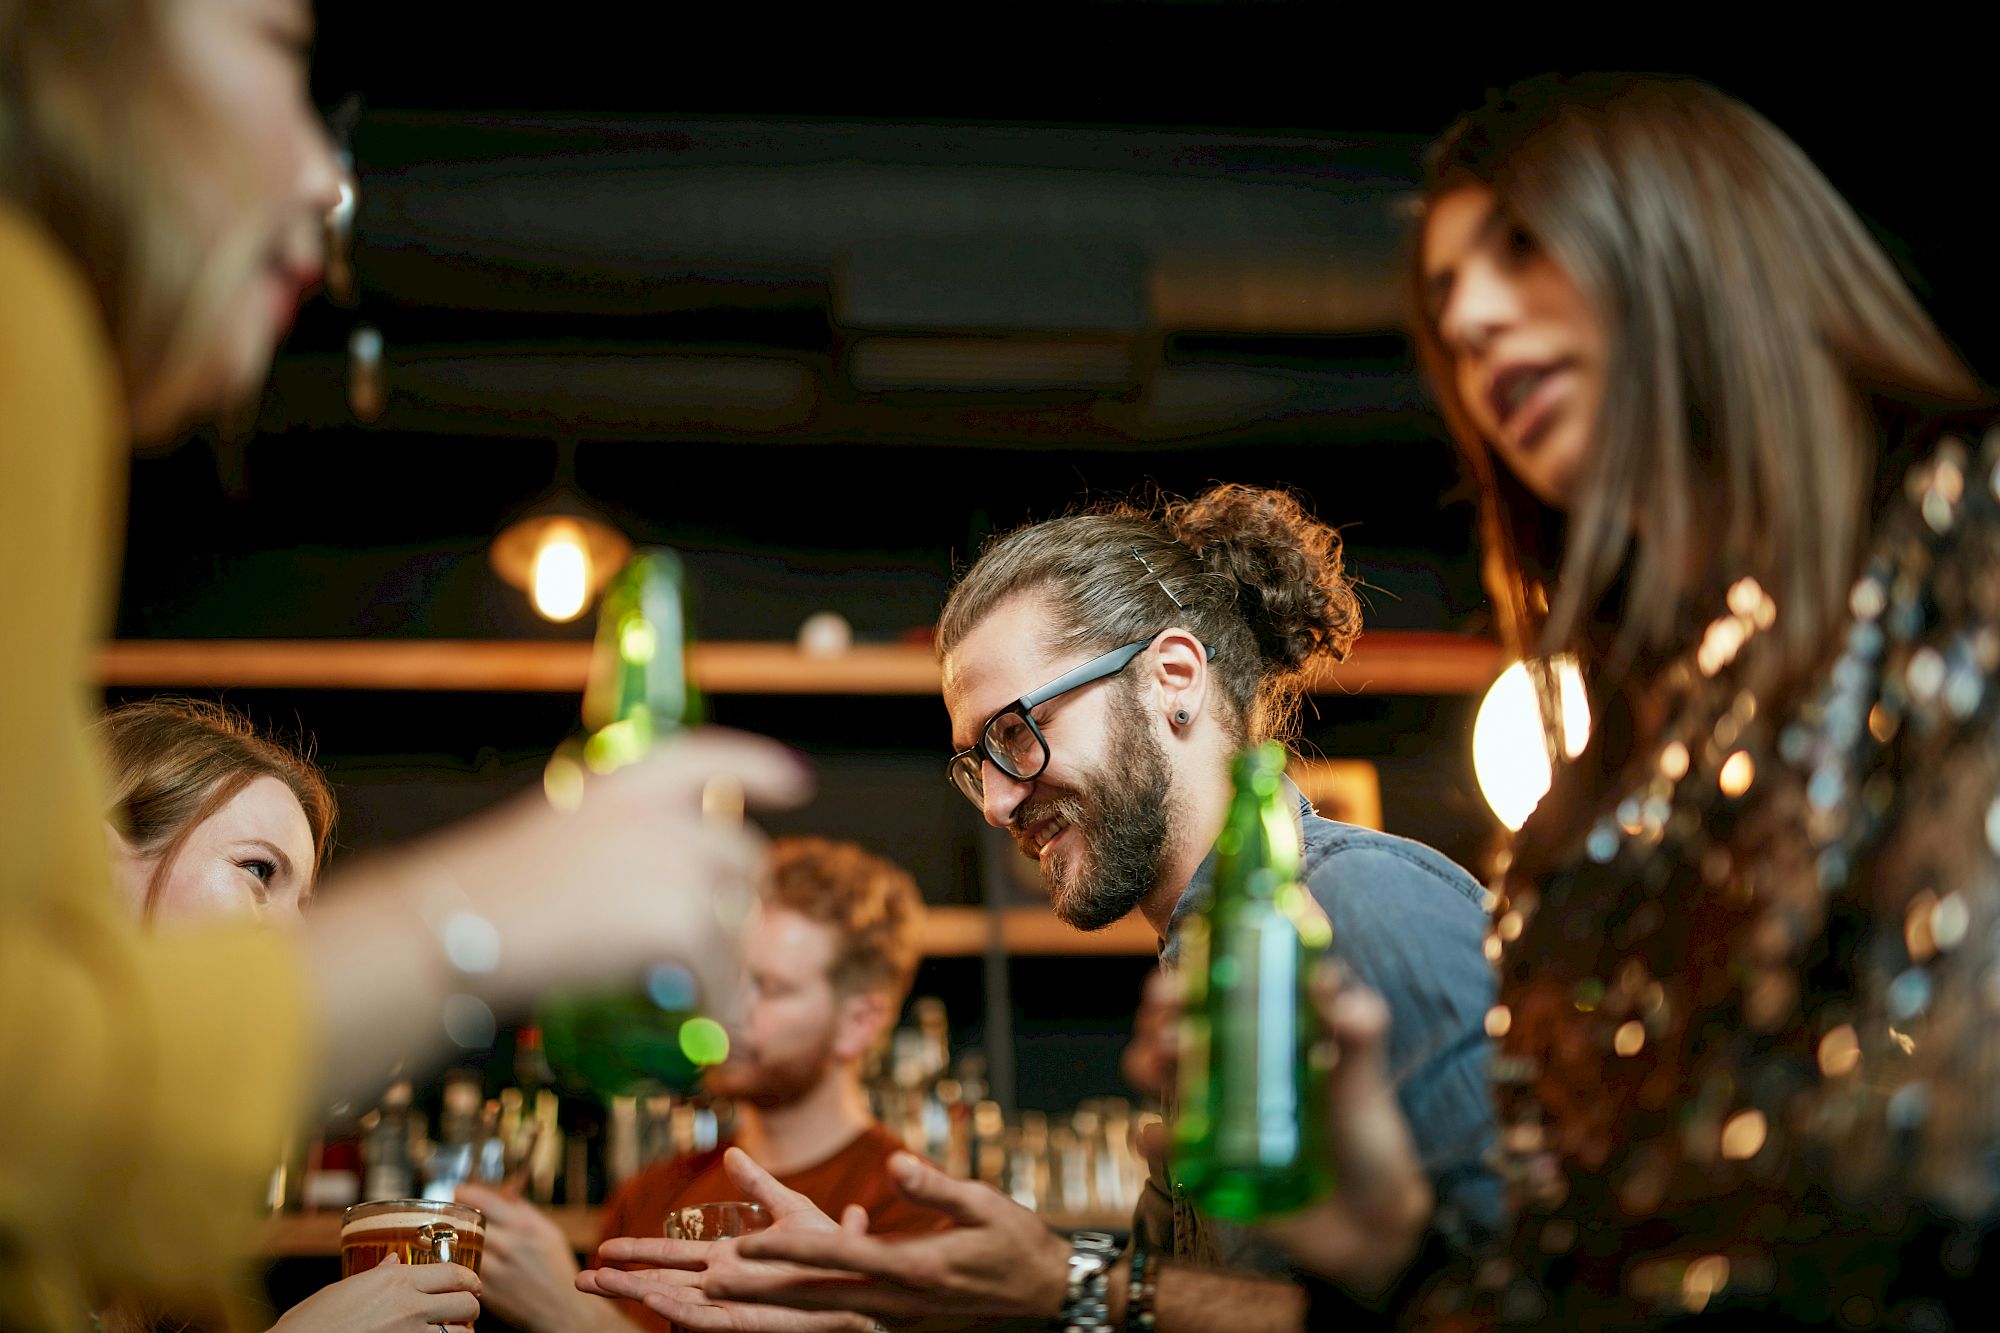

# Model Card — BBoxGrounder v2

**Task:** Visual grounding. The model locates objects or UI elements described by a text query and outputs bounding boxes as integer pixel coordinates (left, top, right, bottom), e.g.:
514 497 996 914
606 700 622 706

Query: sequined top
1422 420 2000 1330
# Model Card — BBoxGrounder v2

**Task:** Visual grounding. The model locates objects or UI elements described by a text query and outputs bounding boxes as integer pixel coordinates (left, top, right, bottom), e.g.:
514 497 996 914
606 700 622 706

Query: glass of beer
340 1198 486 1277
665 1201 770 1240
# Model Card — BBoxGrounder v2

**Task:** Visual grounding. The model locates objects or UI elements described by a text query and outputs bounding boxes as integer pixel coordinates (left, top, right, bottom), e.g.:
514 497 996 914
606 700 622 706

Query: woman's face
1420 184 1606 511
159 0 342 415
119 775 318 925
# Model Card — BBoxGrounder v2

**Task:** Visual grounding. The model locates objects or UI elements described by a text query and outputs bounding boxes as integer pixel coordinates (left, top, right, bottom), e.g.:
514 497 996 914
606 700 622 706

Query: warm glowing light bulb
531 521 592 622
1473 657 1591 832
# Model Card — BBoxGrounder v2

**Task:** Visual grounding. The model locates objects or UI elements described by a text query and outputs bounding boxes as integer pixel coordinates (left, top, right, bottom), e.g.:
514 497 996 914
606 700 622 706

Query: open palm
577 1147 881 1333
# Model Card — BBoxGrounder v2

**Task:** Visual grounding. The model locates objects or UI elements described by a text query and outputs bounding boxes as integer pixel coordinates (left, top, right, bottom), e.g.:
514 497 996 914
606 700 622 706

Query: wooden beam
918 905 996 957
1000 909 1158 956
919 906 1157 958
96 632 1503 696
1306 630 1504 697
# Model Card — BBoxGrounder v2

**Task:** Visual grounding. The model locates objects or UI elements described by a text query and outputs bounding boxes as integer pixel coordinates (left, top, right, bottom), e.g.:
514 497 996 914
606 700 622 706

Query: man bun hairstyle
940 483 1362 743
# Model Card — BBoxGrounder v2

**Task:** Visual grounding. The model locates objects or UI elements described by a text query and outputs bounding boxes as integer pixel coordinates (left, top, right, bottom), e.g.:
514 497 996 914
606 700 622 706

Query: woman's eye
241 858 277 884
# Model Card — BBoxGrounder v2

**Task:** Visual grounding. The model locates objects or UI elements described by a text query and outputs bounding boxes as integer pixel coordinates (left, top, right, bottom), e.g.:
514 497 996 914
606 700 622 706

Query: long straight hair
1407 75 1982 863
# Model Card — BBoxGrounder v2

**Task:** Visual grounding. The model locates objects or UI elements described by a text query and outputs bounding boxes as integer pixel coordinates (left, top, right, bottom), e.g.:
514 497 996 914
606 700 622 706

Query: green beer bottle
1170 741 1335 1220
535 549 734 1100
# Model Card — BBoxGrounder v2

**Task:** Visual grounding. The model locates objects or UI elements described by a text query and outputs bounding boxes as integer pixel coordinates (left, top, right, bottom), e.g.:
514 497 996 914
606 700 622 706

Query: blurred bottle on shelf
972 1098 1007 1190
417 1070 483 1200
858 994 1148 1224
359 1080 417 1201
473 1099 507 1183
300 1106 362 1212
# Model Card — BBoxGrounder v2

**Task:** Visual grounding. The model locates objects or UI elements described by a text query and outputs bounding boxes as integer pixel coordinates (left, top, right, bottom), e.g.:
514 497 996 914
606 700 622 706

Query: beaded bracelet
1124 1244 1158 1331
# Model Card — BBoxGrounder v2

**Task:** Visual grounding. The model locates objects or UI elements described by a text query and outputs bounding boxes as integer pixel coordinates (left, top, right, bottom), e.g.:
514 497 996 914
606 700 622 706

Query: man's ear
104 822 153 916
1148 627 1210 730
833 989 893 1063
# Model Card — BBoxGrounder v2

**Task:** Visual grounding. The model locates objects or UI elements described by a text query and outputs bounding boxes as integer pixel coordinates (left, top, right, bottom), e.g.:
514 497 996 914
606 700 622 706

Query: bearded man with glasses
583 484 1501 1333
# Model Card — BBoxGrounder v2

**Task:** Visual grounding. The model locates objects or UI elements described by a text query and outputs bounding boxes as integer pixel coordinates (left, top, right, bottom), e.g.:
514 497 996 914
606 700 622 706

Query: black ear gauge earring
1174 709 1191 725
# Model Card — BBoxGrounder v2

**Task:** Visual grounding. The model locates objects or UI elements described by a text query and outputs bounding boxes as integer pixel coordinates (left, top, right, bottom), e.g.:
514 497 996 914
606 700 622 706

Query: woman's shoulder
0 203 96 330
0 202 117 426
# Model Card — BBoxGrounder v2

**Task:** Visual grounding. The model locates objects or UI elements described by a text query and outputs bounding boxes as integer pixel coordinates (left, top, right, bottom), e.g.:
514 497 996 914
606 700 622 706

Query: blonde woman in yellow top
0 4 812 1331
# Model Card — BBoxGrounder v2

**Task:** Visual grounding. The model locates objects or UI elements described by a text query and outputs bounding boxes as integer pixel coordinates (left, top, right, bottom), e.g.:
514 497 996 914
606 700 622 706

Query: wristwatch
1057 1230 1122 1331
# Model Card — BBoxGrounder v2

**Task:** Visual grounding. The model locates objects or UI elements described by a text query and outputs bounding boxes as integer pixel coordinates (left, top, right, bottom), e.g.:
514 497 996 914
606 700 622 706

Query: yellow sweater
0 206 311 1331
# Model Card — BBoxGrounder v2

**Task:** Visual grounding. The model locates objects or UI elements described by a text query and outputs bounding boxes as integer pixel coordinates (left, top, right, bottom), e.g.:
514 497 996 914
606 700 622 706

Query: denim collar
1156 777 1314 967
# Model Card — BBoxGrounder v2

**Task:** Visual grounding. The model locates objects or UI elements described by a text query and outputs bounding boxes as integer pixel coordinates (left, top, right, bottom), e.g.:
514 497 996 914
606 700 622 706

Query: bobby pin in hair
1129 546 1184 610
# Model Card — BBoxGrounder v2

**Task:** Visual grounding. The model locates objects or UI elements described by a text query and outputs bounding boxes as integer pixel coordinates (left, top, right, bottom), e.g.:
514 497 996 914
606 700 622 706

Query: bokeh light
1474 658 1591 831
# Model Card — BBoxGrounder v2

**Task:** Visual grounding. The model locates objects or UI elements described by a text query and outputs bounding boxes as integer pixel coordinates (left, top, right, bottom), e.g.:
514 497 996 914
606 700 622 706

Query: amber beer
339 1199 486 1278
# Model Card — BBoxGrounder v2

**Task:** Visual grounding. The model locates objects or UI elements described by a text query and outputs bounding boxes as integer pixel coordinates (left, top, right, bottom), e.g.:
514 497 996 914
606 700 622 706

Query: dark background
116 10 1995 1128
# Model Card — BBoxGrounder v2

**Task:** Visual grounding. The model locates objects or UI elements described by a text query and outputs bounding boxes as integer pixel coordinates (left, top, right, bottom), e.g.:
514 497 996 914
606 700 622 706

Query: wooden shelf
96 632 1501 696
921 906 1158 958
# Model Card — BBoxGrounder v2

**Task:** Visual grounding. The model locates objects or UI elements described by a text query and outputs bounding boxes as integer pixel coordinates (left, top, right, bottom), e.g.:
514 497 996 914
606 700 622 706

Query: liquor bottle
301 1106 363 1212
360 1081 417 1200
537 550 733 1100
421 1071 482 1200
473 1099 507 1183
972 1099 1007 1190
909 998 959 1168
1170 741 1335 1221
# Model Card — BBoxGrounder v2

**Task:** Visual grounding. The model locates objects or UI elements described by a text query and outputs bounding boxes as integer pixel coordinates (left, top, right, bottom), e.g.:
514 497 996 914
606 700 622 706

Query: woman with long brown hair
1403 73 1995 1325
99 698 336 927
93 698 481 1333
0 4 808 1330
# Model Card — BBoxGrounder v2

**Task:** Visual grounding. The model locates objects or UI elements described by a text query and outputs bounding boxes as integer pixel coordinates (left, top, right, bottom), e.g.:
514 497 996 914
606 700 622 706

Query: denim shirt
1133 786 1502 1282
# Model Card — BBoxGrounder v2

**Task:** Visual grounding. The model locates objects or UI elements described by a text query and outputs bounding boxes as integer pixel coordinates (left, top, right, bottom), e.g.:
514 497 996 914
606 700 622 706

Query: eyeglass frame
945 633 1210 808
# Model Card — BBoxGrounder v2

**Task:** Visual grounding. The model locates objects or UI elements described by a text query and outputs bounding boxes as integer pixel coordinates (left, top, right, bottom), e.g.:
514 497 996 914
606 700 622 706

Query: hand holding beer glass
340 1200 486 1330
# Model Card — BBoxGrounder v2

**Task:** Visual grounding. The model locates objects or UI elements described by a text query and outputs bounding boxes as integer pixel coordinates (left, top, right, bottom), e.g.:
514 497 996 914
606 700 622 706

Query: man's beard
1017 686 1175 931
702 1035 837 1109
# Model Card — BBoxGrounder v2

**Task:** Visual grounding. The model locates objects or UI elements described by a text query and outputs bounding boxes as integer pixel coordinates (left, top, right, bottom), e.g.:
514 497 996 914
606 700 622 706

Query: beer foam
343 1207 484 1236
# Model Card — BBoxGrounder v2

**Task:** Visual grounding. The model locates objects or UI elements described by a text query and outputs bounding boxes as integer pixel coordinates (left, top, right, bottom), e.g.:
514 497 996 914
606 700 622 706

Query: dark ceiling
122 9 1998 649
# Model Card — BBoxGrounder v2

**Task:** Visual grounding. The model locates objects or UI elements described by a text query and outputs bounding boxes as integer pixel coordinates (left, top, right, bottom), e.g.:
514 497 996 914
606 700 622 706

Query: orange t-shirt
594 1122 951 1332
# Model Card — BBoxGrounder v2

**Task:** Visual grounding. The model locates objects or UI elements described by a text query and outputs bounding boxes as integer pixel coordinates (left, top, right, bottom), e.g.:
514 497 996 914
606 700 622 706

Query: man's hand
455 1182 629 1333
577 1147 881 1333
1254 962 1433 1295
1121 967 1180 1101
716 1152 1073 1322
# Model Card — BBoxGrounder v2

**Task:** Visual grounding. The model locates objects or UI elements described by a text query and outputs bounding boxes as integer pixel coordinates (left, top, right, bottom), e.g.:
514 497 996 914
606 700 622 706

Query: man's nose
980 761 1032 830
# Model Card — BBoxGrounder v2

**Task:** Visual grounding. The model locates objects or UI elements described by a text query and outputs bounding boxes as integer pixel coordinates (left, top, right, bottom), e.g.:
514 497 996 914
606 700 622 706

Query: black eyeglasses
946 638 1152 807
947 635 1218 808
